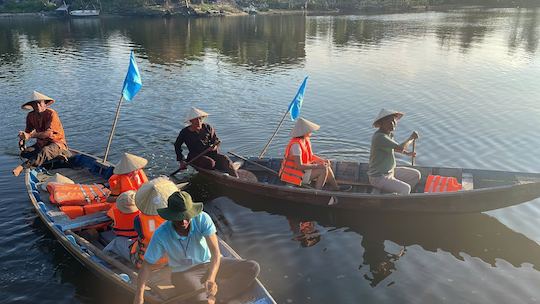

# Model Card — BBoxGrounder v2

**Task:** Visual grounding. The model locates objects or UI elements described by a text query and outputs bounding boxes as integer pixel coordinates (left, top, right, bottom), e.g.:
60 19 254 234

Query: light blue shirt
144 212 217 273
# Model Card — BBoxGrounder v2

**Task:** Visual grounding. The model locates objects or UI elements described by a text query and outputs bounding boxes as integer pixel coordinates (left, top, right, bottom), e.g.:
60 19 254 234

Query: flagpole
258 110 289 159
102 96 124 163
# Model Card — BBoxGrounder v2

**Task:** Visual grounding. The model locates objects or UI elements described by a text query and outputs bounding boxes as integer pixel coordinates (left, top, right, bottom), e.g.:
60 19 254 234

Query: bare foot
12 165 24 177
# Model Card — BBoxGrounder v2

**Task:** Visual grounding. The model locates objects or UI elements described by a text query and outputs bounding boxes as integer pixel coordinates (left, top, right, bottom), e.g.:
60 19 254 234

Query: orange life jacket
47 183 110 205
108 169 148 196
279 137 314 186
130 213 168 268
424 175 462 193
108 206 140 238
60 203 112 219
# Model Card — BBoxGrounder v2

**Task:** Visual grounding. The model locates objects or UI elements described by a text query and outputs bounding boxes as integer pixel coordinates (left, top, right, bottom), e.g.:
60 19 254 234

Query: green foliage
1 0 52 12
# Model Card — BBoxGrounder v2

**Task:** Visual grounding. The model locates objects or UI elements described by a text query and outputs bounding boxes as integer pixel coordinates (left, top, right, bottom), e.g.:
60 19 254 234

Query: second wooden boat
194 155 540 213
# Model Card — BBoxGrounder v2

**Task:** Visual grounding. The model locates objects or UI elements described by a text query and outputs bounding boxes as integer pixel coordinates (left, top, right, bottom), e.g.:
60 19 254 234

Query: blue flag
122 51 142 102
287 76 308 121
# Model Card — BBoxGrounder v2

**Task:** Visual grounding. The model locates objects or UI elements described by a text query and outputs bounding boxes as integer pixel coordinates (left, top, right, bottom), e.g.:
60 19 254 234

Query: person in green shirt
367 109 420 194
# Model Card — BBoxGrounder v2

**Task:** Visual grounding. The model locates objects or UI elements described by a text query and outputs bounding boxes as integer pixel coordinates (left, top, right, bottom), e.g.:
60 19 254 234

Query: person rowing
174 107 239 177
12 91 69 176
279 117 350 191
133 191 260 304
367 109 420 194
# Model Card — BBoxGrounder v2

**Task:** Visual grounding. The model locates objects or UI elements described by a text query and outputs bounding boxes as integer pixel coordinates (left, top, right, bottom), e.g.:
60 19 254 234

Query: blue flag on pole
287 76 308 121
122 51 142 102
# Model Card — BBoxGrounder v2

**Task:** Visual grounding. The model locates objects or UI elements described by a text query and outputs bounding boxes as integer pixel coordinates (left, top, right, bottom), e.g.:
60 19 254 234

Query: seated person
130 177 179 268
133 191 260 304
13 91 69 176
103 191 140 261
108 153 149 196
367 109 420 194
174 107 238 177
279 117 346 190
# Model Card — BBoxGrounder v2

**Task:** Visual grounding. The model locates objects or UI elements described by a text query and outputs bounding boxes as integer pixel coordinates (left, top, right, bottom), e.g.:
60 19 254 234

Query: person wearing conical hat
103 191 140 261
367 109 420 194
12 91 68 176
129 177 179 268
133 191 260 304
108 153 149 196
174 107 238 177
279 117 347 190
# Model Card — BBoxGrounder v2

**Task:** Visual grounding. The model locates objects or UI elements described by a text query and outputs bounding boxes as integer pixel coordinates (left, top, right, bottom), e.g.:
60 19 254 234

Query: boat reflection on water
287 219 321 248
194 179 540 288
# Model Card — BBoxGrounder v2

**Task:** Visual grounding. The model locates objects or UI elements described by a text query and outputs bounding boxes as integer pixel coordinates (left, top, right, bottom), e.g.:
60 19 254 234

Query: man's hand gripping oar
169 140 221 177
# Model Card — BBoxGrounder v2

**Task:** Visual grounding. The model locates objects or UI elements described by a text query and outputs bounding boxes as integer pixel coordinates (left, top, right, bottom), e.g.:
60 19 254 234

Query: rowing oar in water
65 230 204 304
169 141 221 177
411 138 417 166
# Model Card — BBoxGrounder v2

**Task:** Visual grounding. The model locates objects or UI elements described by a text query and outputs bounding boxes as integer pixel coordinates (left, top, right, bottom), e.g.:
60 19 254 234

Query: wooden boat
24 149 276 304
195 154 540 213
69 9 100 17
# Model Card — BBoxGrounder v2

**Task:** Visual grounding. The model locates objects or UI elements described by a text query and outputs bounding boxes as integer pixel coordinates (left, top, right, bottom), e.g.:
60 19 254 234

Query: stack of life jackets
108 169 148 196
424 175 462 193
279 137 314 186
47 183 112 219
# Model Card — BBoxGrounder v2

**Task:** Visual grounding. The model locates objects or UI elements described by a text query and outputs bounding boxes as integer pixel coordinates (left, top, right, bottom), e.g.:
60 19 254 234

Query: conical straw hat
39 173 74 191
290 117 320 138
22 91 55 110
116 190 139 214
184 107 209 123
373 109 404 128
113 153 148 175
135 177 179 215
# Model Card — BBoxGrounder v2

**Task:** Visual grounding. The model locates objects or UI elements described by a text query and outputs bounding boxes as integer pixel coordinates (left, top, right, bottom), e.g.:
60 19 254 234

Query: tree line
1 0 538 13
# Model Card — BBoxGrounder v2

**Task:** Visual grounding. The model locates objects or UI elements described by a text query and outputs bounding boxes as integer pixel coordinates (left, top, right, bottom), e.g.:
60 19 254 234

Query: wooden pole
229 151 279 175
258 110 289 159
102 96 124 164
411 139 416 166
169 141 221 177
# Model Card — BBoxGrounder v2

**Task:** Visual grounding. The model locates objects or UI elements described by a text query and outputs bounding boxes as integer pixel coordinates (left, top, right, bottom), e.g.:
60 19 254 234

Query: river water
1 8 540 303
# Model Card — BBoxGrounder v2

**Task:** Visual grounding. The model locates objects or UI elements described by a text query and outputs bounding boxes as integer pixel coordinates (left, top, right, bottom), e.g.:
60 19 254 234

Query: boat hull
197 168 540 213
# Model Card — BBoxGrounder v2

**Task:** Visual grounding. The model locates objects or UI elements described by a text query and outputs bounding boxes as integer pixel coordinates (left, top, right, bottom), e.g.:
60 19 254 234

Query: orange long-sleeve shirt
25 108 66 149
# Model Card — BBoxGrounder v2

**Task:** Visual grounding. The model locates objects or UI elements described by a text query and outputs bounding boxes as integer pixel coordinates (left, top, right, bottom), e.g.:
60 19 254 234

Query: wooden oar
411 138 416 166
228 151 279 175
169 141 221 177
65 230 204 303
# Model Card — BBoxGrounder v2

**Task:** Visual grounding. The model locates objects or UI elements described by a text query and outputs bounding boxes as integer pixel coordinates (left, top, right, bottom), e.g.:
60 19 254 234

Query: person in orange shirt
13 91 69 176
104 190 140 261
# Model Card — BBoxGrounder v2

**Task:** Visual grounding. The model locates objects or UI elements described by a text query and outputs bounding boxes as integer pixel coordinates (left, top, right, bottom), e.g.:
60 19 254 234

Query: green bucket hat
157 191 203 221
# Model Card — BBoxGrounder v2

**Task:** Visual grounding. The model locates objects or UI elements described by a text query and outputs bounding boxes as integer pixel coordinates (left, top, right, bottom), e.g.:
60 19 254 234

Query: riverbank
1 3 538 18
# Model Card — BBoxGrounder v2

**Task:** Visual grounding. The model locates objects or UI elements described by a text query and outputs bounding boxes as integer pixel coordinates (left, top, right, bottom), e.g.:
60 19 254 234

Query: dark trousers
20 143 66 168
191 151 238 177
171 258 260 303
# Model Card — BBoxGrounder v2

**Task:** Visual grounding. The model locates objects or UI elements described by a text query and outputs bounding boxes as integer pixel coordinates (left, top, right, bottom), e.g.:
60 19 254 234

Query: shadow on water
191 174 540 289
